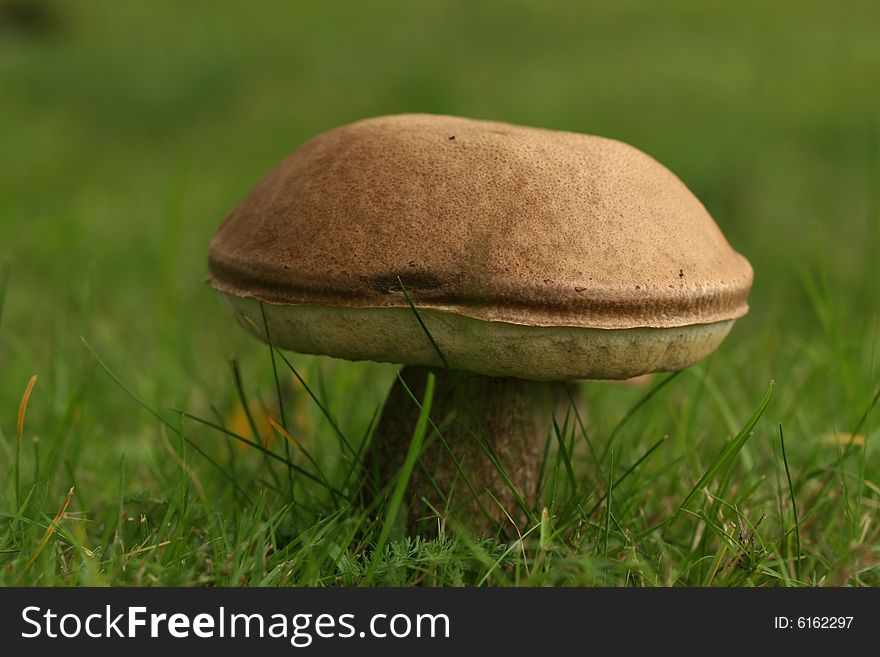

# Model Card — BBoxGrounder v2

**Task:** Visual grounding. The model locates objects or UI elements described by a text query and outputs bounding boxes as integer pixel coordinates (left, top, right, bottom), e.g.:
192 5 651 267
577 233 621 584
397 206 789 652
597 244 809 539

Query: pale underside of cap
208 113 752 379
221 293 734 380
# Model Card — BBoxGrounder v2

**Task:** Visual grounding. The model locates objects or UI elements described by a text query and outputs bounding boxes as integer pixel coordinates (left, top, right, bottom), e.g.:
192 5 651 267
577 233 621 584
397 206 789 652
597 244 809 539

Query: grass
1 0 879 586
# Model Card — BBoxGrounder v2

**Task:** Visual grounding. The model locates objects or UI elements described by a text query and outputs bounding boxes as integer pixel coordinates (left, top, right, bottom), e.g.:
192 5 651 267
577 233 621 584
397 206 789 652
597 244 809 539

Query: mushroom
207 114 753 534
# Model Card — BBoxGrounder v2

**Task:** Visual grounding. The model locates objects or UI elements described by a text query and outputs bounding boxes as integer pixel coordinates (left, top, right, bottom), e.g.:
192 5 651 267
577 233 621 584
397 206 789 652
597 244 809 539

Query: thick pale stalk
367 366 571 535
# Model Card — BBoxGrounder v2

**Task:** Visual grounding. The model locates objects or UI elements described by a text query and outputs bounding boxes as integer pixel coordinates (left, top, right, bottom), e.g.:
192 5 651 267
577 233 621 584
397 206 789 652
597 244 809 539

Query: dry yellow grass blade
122 540 172 560
15 374 38 510
17 374 37 448
822 432 866 446
25 486 75 571
268 416 300 449
224 380 312 451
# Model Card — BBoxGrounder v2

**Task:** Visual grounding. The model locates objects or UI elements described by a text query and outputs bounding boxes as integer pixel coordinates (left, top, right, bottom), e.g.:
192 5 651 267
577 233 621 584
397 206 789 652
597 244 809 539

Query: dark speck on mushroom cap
207 113 753 330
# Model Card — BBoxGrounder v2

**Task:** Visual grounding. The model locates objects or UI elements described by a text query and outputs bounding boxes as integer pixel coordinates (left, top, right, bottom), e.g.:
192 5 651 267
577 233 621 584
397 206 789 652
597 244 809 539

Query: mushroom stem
367 366 572 535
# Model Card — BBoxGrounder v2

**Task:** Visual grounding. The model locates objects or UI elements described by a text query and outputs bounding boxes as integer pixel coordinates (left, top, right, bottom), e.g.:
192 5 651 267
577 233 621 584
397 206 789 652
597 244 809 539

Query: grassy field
1 0 878 586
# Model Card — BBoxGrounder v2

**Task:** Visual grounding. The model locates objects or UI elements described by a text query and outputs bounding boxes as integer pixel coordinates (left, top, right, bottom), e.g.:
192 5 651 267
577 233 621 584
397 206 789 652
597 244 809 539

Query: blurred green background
1 0 878 584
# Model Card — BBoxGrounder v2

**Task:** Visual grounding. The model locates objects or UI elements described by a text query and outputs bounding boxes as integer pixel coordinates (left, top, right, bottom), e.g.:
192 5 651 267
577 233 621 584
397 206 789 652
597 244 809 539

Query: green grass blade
797 383 880 502
396 275 449 369
273 348 356 457
231 358 282 491
584 435 667 517
552 415 578 497
259 303 294 498
81 338 254 505
670 380 775 525
172 409 344 499
779 423 801 583
365 372 435 582
602 450 613 560
395 276 539 527
633 380 775 541
342 404 380 498
601 370 682 461
230 359 262 447
392 373 497 529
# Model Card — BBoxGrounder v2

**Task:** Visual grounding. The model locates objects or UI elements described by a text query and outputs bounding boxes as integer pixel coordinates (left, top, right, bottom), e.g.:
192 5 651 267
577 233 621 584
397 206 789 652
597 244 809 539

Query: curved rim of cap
206 269 752 331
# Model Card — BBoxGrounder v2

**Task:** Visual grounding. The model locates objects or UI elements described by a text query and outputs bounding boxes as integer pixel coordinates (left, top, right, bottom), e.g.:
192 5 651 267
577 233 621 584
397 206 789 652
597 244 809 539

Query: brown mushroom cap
208 114 753 380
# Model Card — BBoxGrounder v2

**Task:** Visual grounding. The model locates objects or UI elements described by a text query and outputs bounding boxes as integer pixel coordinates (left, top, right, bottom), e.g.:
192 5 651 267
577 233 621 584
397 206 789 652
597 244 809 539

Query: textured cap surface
208 113 752 331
